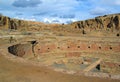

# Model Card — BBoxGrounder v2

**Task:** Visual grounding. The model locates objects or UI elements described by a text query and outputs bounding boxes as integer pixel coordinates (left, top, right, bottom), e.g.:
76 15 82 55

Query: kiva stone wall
34 41 120 55
8 43 33 57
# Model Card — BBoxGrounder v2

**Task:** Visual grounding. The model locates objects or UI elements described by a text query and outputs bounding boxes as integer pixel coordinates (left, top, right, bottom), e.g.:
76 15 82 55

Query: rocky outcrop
0 13 120 32
0 15 29 30
0 15 47 31
71 13 120 31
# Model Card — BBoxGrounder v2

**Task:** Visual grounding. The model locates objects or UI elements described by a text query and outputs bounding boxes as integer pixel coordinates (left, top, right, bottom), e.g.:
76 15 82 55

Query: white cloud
115 0 120 5
0 0 120 23
14 16 36 21
43 17 77 24
90 7 110 15
100 0 120 6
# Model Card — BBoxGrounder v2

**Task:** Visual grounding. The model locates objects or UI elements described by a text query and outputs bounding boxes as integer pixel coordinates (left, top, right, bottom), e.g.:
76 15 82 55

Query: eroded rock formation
71 13 120 31
0 15 28 30
0 13 120 32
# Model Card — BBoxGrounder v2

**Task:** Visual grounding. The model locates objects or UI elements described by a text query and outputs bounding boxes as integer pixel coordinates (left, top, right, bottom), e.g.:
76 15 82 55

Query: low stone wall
5 41 120 80
101 61 120 74
53 67 120 80
7 40 120 58
34 40 120 55
1 48 120 80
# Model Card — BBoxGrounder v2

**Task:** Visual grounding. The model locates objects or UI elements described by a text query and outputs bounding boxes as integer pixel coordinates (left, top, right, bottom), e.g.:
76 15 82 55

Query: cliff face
0 15 29 30
0 15 48 31
71 14 120 31
0 14 120 32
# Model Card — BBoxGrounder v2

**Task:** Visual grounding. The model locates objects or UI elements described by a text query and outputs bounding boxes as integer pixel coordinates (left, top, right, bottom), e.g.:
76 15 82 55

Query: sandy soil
0 54 119 82
0 33 119 82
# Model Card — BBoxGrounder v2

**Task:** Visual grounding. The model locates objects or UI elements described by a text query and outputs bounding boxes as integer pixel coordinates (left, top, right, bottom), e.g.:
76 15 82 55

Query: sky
0 0 120 24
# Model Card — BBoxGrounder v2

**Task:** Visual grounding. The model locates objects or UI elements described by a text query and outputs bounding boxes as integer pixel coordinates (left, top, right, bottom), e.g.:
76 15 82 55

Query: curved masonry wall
8 43 33 58
6 40 120 80
34 41 120 54
1 48 120 80
33 40 120 76
8 40 120 57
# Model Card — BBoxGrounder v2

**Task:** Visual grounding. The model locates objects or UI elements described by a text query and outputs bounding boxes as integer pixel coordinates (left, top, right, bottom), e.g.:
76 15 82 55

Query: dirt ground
0 54 119 82
0 32 120 82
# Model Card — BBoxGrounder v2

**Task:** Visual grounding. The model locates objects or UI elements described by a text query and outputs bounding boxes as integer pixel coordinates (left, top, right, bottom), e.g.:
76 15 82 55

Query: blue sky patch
0 0 120 23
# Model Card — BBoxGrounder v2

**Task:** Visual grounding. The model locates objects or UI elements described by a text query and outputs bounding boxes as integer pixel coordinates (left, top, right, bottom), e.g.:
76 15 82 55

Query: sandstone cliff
0 15 28 30
0 13 120 32
0 15 45 31
71 14 120 31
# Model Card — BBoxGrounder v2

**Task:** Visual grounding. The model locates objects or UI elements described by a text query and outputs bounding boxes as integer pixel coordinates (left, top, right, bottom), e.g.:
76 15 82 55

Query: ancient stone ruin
0 14 120 81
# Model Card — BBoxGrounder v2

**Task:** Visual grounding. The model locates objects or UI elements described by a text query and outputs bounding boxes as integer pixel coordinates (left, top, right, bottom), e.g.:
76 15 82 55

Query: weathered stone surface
71 13 120 31
0 14 120 32
8 43 33 57
0 15 28 30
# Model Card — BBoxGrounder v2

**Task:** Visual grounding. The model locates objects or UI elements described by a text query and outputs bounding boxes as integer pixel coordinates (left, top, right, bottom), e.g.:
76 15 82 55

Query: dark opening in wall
38 49 40 50
48 48 50 49
116 33 119 37
96 64 100 70
31 40 37 45
57 47 60 49
99 47 101 49
78 46 80 48
88 46 90 48
8 44 26 57
75 26 77 29
110 47 112 50
8 45 17 56
109 74 111 78
68 46 70 48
